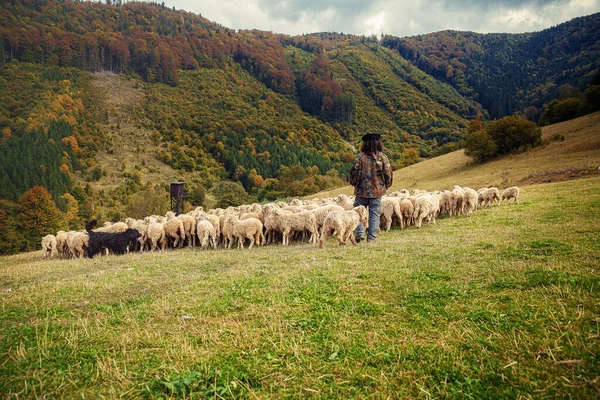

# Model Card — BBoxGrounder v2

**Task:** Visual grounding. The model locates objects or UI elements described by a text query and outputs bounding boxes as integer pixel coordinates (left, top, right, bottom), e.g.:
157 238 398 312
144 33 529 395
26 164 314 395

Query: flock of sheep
40 185 520 259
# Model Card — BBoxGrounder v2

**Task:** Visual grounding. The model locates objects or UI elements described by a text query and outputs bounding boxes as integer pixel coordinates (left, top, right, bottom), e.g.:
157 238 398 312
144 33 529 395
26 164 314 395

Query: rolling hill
315 111 600 198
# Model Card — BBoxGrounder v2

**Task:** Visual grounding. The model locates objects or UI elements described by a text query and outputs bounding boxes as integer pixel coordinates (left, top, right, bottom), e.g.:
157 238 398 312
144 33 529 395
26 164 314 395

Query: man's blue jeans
353 196 381 242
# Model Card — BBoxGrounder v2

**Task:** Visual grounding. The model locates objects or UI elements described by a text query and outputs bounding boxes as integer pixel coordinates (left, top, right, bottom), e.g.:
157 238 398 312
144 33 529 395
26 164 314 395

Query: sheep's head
354 205 368 226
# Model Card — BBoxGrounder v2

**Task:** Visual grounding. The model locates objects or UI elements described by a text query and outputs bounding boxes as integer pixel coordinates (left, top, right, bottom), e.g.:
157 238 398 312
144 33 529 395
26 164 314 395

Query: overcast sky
161 0 600 37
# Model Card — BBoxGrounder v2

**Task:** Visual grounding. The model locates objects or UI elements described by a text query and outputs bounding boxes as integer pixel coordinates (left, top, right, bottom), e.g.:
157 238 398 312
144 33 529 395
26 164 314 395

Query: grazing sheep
225 217 264 249
178 214 197 247
335 194 355 210
413 194 440 228
399 198 414 228
41 234 57 259
95 221 128 233
55 230 69 258
438 191 451 216
67 231 88 258
380 196 402 232
311 204 345 231
319 205 368 248
479 187 501 208
502 186 520 204
273 209 319 246
163 218 185 248
147 222 166 252
85 220 141 258
220 214 237 249
451 186 465 216
463 187 479 217
196 219 217 250
263 204 286 244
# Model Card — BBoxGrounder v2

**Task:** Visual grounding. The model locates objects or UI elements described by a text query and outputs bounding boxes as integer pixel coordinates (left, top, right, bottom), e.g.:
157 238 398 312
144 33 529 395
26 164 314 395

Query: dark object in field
85 219 141 258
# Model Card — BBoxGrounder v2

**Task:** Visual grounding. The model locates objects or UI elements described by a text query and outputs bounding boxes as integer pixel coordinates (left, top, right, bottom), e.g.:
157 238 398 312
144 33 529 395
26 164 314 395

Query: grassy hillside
316 111 600 198
1 176 599 397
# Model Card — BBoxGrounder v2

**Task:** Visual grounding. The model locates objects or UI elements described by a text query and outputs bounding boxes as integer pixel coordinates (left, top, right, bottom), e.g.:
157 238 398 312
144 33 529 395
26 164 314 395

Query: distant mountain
382 13 600 119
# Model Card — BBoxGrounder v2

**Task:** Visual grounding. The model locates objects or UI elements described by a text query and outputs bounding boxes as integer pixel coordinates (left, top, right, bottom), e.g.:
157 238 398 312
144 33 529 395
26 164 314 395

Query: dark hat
362 133 381 142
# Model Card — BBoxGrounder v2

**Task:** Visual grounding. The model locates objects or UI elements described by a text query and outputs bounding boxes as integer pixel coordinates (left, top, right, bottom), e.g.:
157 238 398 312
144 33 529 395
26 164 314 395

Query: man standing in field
350 133 393 243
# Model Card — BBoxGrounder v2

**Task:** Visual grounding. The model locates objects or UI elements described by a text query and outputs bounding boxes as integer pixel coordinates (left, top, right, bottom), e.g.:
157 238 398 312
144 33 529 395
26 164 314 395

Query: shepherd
349 132 393 243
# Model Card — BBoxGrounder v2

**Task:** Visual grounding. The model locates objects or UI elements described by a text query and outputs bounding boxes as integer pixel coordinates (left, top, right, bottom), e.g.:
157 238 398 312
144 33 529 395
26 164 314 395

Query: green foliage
0 62 103 202
212 181 254 209
486 115 542 155
143 68 354 187
187 183 207 208
0 200 26 255
539 97 584 126
464 115 542 163
17 186 65 251
124 186 170 219
583 85 600 112
464 130 497 163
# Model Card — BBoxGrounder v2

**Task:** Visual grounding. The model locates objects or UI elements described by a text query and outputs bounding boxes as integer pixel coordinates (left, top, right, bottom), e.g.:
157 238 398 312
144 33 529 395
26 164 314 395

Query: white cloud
162 0 600 36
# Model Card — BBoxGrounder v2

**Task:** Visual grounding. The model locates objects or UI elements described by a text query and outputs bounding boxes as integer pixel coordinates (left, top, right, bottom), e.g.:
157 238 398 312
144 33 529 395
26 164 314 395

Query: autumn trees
464 115 542 163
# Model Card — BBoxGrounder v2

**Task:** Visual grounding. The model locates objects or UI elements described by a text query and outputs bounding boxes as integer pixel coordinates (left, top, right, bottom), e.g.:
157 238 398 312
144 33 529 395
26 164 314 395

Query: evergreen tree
17 186 65 250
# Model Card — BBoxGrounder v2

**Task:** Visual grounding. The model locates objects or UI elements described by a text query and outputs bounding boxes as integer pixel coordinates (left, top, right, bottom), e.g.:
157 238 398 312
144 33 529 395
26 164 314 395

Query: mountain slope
382 13 600 119
315 111 600 198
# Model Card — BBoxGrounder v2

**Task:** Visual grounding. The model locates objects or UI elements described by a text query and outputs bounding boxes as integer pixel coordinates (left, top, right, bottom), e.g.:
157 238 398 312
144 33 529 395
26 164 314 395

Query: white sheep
273 209 319 245
311 204 345 231
380 196 402 232
451 186 465 216
95 221 128 233
163 218 185 248
67 231 88 258
399 198 414 228
55 230 69 258
413 194 440 228
147 222 166 252
225 216 264 249
41 234 57 259
319 205 368 248
195 219 217 250
479 187 501 208
177 214 197 247
220 214 236 249
463 187 479 217
335 194 355 210
502 186 520 204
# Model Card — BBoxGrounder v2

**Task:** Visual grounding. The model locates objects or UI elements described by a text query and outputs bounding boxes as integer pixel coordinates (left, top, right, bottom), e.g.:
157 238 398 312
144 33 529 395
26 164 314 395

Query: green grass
1 177 600 398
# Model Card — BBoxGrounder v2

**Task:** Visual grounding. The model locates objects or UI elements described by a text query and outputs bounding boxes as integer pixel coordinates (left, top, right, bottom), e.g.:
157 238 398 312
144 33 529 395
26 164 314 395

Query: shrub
486 115 542 155
464 129 497 163
464 115 541 163
125 186 170 219
539 97 584 126
212 181 254 209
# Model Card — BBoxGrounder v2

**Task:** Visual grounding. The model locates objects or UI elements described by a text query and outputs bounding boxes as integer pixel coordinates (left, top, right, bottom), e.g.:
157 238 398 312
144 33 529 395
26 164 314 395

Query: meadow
1 176 599 398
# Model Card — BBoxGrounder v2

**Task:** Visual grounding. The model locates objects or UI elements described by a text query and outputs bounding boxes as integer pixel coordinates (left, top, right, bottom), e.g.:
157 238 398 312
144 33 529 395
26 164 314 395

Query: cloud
164 0 600 37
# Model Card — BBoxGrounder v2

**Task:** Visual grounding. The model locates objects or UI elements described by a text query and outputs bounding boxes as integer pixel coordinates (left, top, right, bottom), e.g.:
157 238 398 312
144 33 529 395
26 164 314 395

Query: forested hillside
0 0 480 202
382 13 600 119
